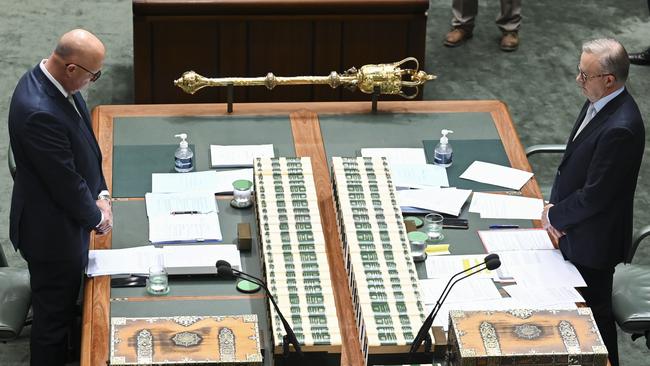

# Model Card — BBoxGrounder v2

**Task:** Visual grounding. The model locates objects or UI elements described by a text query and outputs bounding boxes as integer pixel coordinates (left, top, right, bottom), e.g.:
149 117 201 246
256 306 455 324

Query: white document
496 250 586 288
213 169 254 193
148 212 223 244
425 254 496 279
419 277 502 305
503 284 585 305
86 244 241 277
210 144 274 167
145 191 218 217
391 164 449 188
398 187 471 216
477 228 554 252
469 192 543 219
361 148 427 165
460 161 533 190
152 170 220 193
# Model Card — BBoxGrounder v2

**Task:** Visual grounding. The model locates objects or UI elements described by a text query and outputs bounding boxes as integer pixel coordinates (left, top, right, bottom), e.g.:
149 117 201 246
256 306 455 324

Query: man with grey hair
8 29 112 365
542 38 645 366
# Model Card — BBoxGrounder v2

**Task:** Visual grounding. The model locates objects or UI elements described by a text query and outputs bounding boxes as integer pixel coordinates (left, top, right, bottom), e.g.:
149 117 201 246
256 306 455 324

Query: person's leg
575 263 618 366
496 0 521 51
26 256 84 366
445 0 478 47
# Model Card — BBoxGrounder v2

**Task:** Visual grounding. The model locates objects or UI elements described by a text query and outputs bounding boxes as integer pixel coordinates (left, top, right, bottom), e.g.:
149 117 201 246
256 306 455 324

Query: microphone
216 261 303 358
409 254 501 356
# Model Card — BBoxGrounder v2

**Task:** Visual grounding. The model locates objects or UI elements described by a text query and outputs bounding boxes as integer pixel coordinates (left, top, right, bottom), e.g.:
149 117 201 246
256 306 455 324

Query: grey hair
582 38 629 83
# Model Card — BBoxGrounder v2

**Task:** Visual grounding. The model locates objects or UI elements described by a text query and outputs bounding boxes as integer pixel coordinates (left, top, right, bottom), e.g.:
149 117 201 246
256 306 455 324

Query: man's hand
95 199 113 235
542 203 565 241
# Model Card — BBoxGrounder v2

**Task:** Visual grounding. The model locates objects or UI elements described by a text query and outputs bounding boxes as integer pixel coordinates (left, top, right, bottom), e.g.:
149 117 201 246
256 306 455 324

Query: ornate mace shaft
174 57 436 99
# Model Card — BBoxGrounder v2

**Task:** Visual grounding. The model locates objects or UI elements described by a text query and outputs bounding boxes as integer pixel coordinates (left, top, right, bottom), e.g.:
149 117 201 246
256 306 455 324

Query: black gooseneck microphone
408 254 501 356
216 260 303 358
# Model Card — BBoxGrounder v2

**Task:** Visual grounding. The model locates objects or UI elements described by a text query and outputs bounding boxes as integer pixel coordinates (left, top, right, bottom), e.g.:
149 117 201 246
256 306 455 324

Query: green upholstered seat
612 226 650 349
0 267 30 341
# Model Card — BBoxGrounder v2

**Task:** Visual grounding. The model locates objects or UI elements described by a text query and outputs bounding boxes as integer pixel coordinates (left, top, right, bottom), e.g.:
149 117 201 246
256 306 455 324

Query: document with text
210 144 274 167
460 161 533 190
361 147 427 165
469 192 543 219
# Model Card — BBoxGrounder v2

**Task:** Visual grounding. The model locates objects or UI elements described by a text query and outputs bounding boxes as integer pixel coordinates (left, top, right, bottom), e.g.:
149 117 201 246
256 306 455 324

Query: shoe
444 28 473 47
500 31 519 51
629 49 650 66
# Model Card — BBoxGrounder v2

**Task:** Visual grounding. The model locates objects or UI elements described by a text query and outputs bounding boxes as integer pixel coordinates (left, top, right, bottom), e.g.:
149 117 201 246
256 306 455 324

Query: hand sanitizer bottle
174 133 194 172
434 129 453 167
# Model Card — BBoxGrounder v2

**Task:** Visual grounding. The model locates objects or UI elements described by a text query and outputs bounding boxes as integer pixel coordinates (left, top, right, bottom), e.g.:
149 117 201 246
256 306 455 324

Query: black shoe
629 48 650 66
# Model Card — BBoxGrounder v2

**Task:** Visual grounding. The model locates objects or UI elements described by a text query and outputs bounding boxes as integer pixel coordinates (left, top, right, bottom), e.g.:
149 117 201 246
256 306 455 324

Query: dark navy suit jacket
549 89 645 270
8 64 107 262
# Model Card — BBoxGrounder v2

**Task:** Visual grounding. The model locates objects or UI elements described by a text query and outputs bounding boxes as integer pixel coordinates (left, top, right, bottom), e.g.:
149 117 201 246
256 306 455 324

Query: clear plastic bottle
174 133 194 172
433 129 453 167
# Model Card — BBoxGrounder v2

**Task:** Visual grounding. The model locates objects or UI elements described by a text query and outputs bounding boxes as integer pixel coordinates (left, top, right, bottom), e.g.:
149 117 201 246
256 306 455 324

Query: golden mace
174 57 436 99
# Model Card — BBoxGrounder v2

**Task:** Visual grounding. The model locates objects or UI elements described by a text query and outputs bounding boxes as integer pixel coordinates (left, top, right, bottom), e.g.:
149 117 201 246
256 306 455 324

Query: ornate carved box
109 315 263 365
447 309 608 366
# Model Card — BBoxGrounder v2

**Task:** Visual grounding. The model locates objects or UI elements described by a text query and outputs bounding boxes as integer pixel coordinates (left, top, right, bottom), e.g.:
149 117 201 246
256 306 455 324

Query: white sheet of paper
86 244 241 276
145 191 218 217
391 164 449 188
210 144 274 167
148 212 222 243
213 168 254 193
503 284 585 305
469 192 543 219
151 170 220 193
420 277 502 305
477 228 554 252
495 250 586 288
425 254 496 279
460 161 534 190
361 148 427 165
398 187 471 216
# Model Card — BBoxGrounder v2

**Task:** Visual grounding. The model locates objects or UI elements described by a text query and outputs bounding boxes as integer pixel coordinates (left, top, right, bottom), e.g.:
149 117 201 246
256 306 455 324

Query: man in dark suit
542 38 645 366
8 29 112 365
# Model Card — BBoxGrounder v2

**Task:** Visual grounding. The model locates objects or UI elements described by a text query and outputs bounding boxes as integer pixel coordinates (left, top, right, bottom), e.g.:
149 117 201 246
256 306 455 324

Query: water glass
408 231 428 262
231 179 253 208
147 265 170 296
424 213 444 242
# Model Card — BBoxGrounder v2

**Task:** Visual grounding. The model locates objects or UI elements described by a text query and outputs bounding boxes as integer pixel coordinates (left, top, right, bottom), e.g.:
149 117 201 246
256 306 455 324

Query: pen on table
171 210 200 215
489 224 520 229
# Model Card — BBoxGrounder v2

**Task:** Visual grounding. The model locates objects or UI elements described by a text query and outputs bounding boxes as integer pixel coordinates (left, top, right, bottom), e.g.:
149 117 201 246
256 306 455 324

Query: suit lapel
559 90 629 166
71 93 101 159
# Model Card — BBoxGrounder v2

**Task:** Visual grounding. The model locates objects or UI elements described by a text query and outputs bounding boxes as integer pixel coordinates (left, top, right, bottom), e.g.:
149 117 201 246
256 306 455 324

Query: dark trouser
25 254 85 366
574 263 618 366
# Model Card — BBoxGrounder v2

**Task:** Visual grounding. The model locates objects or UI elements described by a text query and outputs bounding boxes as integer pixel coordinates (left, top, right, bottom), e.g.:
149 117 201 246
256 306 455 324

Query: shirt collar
39 59 70 98
591 86 624 113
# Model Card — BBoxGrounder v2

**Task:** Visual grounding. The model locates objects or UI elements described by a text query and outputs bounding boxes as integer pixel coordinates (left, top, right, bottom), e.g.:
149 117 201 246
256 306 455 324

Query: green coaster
236 279 261 294
404 216 424 228
407 231 428 243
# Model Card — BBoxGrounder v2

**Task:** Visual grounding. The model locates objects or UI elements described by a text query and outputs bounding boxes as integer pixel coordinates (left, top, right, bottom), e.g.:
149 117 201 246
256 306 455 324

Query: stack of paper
469 192 543 219
460 161 533 190
145 191 222 244
210 144 274 168
152 169 253 194
397 187 471 216
86 244 241 276
391 163 449 189
477 228 554 252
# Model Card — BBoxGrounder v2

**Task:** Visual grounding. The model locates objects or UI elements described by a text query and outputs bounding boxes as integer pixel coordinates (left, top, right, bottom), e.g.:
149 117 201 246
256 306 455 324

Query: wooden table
133 0 429 104
82 100 542 366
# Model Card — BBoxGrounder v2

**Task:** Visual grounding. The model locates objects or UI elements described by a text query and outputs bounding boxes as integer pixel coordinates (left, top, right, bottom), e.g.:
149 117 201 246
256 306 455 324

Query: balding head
46 29 105 94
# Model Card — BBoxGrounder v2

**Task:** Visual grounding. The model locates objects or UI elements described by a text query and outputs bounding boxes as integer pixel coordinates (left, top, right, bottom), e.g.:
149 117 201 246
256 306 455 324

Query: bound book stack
330 156 427 364
253 157 342 357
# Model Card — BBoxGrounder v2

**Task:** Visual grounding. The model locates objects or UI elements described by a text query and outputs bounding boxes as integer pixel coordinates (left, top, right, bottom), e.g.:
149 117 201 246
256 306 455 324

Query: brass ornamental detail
174 57 436 99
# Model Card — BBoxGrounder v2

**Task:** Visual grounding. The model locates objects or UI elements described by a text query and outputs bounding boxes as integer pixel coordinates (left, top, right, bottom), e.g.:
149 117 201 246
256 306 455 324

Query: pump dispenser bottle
174 133 194 172
433 129 453 167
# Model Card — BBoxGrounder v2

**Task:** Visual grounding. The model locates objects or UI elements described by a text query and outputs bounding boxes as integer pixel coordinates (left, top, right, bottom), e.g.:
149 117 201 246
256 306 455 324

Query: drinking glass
424 213 444 242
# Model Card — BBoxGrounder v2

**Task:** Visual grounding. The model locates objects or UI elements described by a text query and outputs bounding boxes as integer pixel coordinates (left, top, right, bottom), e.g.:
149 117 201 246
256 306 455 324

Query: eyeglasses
65 63 101 82
577 65 612 83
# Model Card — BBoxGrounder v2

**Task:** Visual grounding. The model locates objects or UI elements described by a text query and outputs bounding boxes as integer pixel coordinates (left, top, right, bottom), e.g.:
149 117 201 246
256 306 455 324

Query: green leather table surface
111 115 295 198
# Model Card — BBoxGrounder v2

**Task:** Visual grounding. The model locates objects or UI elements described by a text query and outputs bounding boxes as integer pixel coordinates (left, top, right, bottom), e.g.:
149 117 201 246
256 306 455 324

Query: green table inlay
112 115 295 197
422 139 511 191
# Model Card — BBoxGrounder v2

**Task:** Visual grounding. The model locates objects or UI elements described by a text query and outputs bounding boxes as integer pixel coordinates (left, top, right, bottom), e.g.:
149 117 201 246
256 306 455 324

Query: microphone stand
231 268 304 358
409 257 495 356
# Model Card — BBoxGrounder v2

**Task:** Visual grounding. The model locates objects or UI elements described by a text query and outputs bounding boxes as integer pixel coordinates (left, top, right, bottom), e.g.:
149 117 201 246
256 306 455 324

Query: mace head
174 71 205 94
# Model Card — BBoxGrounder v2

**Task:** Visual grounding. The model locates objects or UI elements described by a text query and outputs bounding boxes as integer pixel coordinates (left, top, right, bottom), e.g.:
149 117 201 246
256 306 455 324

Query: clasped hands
542 203 565 241
95 198 113 235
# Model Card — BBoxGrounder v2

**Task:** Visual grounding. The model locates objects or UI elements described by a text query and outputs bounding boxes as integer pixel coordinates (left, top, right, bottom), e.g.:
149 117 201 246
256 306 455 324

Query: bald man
8 29 112 365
